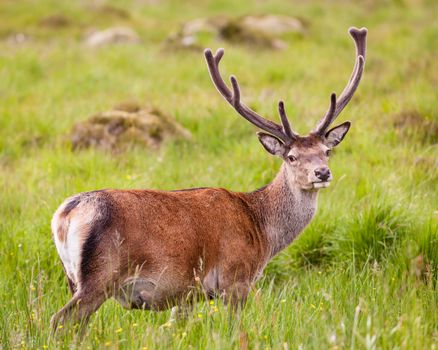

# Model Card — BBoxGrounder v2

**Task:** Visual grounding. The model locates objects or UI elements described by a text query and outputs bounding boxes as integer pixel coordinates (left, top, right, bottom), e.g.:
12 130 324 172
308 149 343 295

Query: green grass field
1 0 437 348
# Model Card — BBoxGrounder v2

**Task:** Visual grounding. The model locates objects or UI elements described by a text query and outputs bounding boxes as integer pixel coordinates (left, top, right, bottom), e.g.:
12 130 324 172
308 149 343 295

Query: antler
204 48 298 143
313 27 367 135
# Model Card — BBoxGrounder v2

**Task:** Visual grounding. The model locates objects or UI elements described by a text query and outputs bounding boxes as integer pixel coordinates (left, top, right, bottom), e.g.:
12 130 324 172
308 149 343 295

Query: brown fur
89 187 268 304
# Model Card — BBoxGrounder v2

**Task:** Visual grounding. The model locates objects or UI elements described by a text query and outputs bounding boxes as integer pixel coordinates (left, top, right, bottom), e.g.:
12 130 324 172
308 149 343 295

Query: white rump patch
51 197 98 286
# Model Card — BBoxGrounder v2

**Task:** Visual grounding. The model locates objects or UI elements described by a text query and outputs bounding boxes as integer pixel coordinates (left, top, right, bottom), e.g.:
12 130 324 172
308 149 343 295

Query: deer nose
315 167 331 181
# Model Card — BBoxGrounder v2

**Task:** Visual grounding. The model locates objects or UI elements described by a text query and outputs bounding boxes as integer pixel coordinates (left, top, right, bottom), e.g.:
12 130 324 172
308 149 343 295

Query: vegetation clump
70 102 191 152
393 110 438 144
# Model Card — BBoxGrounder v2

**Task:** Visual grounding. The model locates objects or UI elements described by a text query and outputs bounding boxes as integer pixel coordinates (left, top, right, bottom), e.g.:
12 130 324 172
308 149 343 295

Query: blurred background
0 0 437 348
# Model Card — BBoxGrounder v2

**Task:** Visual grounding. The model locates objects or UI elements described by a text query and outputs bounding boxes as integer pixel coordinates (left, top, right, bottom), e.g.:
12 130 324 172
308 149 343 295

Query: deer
50 27 367 330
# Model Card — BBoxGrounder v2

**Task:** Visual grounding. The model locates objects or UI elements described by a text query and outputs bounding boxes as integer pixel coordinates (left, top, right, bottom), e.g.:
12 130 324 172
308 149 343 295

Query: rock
70 104 191 152
6 33 30 45
85 27 140 47
165 15 305 50
239 15 304 35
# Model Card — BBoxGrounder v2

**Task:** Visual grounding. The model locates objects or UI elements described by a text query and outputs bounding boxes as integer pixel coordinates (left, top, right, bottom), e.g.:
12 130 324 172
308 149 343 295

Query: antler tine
334 55 365 115
229 75 289 141
313 27 367 135
204 48 297 143
278 101 298 139
204 48 232 101
314 93 337 134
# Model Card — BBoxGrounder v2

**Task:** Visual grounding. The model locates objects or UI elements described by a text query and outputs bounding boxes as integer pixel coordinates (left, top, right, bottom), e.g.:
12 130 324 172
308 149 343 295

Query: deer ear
257 132 286 157
324 121 351 148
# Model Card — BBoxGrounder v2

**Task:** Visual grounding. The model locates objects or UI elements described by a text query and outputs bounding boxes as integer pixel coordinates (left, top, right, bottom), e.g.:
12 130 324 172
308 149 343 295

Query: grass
0 0 437 348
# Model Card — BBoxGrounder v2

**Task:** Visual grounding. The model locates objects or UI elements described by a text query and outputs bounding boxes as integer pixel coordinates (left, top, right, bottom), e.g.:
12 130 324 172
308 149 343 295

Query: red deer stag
51 27 367 329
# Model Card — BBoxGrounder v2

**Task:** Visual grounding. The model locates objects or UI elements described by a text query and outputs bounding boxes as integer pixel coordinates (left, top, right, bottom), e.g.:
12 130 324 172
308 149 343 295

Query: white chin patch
313 182 330 189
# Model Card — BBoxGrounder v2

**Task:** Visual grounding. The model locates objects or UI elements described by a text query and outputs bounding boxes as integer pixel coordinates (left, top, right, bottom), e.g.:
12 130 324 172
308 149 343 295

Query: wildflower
43 345 48 349
209 300 215 305
197 313 203 319
133 323 138 327
58 324 63 329
116 328 123 333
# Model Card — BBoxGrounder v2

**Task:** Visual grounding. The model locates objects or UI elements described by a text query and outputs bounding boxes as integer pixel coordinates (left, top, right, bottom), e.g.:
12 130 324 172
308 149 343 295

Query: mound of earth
71 103 191 152
85 27 140 47
165 15 305 50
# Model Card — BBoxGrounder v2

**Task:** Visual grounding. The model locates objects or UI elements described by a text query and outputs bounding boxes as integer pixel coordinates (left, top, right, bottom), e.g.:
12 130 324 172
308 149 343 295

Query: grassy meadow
0 0 437 348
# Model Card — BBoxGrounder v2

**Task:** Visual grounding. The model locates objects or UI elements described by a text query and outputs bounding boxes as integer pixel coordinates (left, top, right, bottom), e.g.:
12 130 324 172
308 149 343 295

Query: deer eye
325 150 331 157
288 155 297 162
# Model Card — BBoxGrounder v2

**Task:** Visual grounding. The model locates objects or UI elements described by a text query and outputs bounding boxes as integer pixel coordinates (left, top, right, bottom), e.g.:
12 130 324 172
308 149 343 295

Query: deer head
205 27 367 191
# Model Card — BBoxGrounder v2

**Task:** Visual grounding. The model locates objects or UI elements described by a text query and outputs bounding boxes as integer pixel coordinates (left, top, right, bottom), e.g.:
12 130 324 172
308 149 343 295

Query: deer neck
249 164 319 258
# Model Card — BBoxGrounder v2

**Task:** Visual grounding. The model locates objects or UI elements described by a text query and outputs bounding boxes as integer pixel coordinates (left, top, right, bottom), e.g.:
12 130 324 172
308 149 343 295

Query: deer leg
218 262 251 310
222 281 250 310
50 287 107 332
